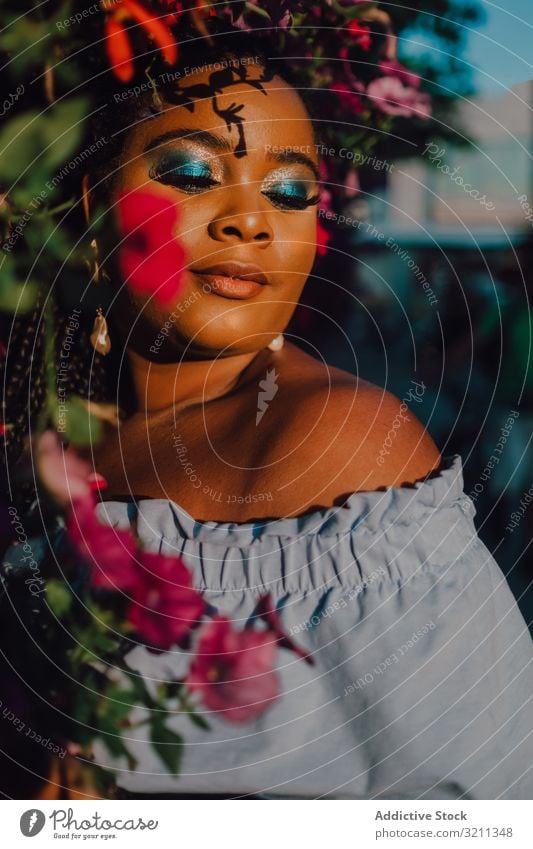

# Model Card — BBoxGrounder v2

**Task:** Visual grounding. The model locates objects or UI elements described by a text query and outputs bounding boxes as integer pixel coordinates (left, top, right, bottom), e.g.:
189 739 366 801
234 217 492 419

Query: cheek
281 215 318 276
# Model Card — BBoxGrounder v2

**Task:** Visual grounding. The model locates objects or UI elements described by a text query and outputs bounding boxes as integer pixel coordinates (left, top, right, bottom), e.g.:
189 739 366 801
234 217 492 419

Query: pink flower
367 76 431 119
38 430 93 505
129 551 206 651
67 494 138 591
185 616 279 723
379 59 422 90
346 19 371 51
116 189 187 306
253 593 314 665
67 493 205 646
344 168 360 199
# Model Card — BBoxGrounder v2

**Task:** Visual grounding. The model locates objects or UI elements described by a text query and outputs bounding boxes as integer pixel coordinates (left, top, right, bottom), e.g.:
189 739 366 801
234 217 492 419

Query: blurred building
363 79 533 247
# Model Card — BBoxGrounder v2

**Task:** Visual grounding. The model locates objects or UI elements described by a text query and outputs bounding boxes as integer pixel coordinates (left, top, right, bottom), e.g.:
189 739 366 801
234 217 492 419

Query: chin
171 312 286 354
165 329 264 359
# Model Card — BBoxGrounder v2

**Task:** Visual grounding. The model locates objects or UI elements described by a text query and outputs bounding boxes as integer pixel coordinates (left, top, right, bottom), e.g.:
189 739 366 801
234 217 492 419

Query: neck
126 347 262 414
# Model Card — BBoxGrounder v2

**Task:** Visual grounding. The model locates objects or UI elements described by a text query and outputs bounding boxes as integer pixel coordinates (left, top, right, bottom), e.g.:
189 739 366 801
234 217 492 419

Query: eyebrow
144 127 320 182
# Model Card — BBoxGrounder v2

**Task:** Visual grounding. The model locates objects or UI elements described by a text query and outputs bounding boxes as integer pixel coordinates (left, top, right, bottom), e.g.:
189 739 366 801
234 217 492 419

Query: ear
81 173 91 225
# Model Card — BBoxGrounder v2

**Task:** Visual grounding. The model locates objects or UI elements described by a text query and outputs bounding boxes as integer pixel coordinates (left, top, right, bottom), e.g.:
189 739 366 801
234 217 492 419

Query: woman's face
109 60 320 360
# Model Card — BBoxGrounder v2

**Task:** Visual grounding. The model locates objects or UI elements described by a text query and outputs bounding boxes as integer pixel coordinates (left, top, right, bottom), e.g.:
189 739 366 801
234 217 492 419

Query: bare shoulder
268 342 442 499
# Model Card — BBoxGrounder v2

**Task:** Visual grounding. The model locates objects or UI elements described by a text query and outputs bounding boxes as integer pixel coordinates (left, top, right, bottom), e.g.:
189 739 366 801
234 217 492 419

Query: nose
208 184 274 247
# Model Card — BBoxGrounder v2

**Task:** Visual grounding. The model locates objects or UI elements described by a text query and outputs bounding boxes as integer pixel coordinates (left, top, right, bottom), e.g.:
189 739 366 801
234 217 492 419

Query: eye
149 154 218 193
262 179 320 211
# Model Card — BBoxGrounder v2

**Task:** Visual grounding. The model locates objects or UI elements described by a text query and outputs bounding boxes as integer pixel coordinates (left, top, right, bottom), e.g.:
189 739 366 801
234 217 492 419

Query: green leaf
186 710 211 732
97 718 138 770
0 99 88 185
150 718 184 774
101 686 140 725
180 692 211 731
51 394 102 446
124 669 156 710
0 13 60 76
0 277 38 313
46 579 72 617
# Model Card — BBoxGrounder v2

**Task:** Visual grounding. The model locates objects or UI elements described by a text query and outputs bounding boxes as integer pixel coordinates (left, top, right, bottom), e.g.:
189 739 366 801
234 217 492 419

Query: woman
2 17 532 801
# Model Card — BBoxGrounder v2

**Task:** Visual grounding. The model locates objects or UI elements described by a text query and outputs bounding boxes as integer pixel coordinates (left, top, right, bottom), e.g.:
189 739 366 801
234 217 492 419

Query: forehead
127 61 317 158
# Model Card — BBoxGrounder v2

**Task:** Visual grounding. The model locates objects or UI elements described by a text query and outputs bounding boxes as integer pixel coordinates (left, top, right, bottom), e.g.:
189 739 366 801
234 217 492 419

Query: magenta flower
67 494 138 591
317 219 332 257
331 82 365 114
116 189 187 306
128 551 206 651
185 616 279 723
38 430 94 505
367 76 431 119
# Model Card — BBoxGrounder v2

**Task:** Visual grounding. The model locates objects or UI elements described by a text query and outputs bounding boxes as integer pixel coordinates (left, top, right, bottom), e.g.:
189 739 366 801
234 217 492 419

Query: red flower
253 593 314 665
105 14 134 83
88 472 108 493
67 491 205 649
68 493 138 591
346 19 371 52
116 189 187 306
185 616 279 722
129 551 207 650
317 219 332 257
104 0 178 83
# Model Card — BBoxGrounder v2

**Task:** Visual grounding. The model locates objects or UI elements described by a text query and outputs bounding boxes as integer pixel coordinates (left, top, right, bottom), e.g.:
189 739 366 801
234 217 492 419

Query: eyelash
149 164 320 210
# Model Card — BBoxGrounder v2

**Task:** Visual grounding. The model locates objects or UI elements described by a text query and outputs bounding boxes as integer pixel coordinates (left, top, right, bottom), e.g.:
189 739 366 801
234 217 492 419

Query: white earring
267 334 285 352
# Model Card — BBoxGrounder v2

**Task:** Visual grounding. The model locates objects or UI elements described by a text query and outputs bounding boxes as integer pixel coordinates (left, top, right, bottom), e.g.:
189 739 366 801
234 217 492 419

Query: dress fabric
83 454 532 799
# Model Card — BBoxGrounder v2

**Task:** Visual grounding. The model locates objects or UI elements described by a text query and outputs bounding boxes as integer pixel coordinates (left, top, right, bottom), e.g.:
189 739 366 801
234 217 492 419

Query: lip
191 262 269 300
192 262 269 286
194 274 266 300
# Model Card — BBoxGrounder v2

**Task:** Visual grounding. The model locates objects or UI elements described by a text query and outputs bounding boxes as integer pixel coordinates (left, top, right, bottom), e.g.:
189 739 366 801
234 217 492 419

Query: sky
467 0 533 94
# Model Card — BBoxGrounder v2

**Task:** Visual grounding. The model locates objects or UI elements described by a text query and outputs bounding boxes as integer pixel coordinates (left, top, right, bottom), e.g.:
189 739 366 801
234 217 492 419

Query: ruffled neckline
96 454 474 545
